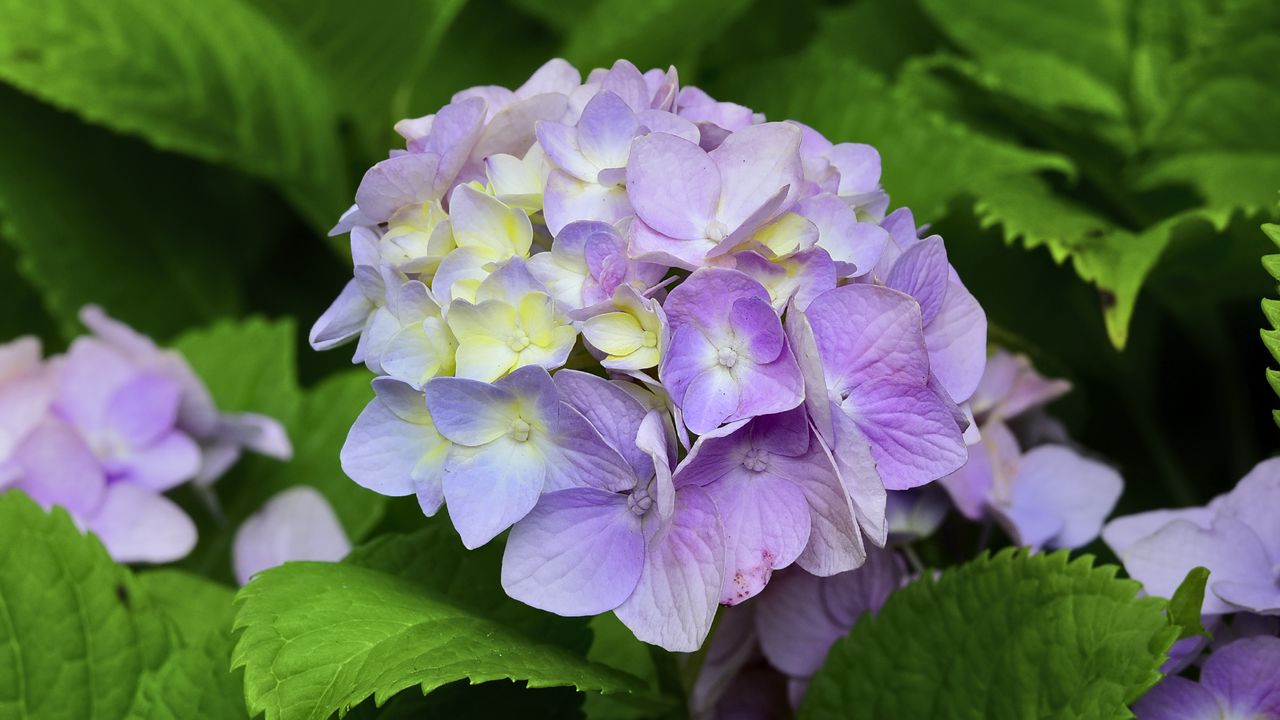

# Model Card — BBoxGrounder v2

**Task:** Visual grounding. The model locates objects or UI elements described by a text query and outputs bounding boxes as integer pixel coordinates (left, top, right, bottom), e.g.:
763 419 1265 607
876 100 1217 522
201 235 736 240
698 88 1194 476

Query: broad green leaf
799 550 1177 720
345 521 590 653
0 492 170 720
232 562 645 720
1261 222 1280 426
0 0 347 229
0 87 249 340
254 0 468 159
127 631 247 720
971 174 1216 347
561 0 754 74
134 570 236 645
1167 567 1211 641
719 53 1072 225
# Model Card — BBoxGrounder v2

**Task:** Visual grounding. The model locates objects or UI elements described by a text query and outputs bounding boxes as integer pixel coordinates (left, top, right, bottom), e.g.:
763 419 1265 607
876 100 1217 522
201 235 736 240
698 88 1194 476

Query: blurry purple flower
1135 636 1280 720
1104 458 1280 615
233 486 351 585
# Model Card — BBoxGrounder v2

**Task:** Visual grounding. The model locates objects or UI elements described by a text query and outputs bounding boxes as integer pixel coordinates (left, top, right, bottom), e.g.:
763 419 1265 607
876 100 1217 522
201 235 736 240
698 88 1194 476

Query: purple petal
309 280 374 351
1200 636 1280 717
925 275 988 403
341 387 440 497
939 419 1020 521
680 367 742 435
804 284 929 396
424 98 487 192
233 486 351 585
502 487 644 615
115 431 201 492
354 152 442 223
543 170 633 236
636 109 699 143
553 369 650 480
1121 516 1275 614
710 123 802 230
842 379 967 490
825 407 889 548
544 404 637 494
664 268 772 335
517 58 581 97
730 297 785 363
999 445 1123 549
470 93 569 170
442 437 546 549
614 486 724 652
577 91 640 171
1102 506 1216 557
1216 457 1280 558
827 143 881 195
795 194 888 277
885 237 949 324
536 121 596 182
12 419 106 515
1132 676 1222 720
85 483 196 564
626 132 720 240
423 377 517 446
706 467 811 605
105 373 183 447
599 59 650 112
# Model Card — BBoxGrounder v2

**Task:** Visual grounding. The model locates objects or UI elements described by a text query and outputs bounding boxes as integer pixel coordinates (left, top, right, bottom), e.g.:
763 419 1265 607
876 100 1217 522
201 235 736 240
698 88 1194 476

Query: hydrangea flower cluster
315 58 988 651
0 307 291 563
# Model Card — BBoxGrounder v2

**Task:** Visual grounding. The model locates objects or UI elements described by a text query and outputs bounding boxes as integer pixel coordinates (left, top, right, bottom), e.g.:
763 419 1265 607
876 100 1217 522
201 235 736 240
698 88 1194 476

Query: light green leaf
0 491 171 720
254 0 468 158
0 0 347 229
0 87 248 340
1167 567 1211 641
134 570 236 646
1261 222 1280 426
127 631 247 720
232 562 645 720
721 53 1072 225
971 174 1216 347
799 550 1177 720
562 0 754 74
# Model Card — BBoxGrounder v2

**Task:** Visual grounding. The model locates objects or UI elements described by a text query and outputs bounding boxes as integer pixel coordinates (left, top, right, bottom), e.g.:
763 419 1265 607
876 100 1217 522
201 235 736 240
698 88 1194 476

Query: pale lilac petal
544 404 636 494
354 152 442 222
706 469 811 605
309 280 373 351
577 91 640 171
1102 507 1217 557
727 347 805 424
470 93 569 168
86 483 196 564
599 59 650 112
219 413 293 461
784 302 833 441
710 123 802 230
926 275 988 403
689 604 758 716
826 408 888 548
730 297 784 363
1132 676 1222 720
543 170 633 236
1216 457 1280 557
1121 516 1274 614
517 58 581 97
55 339 137 432
1201 636 1280 717
424 98 486 191
627 219 711 270
116 431 201 492
553 369 650 479
804 284 929 395
233 486 351 585
828 143 881 195
536 121 596 182
502 487 644 615
939 419 1020 521
1000 445 1123 549
12 419 106 516
636 109 700 143
791 431 865 576
795 194 887 276
615 486 724 652
885 237 949 323
626 132 719 240
442 436 546 549
663 268 770 333
681 368 741 435
423 377 517 446
104 373 182 447
659 325 718 416
843 379 967 490
340 391 435 497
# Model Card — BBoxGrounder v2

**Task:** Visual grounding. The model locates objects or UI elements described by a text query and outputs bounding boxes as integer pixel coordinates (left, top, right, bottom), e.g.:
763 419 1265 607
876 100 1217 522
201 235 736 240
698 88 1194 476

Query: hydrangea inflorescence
0 307 292 563
314 58 988 651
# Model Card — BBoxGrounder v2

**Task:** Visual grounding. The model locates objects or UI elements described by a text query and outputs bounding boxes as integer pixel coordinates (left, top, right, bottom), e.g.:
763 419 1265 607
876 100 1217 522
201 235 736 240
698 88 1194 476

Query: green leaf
1167 567 1211 641
971 174 1216 347
232 562 645 720
172 316 302 425
1261 222 1280 426
345 521 591 653
127 631 247 720
561 0 755 73
253 0 468 159
0 491 170 720
134 570 236 645
0 0 347 229
719 53 1072 225
798 550 1177 720
0 86 251 340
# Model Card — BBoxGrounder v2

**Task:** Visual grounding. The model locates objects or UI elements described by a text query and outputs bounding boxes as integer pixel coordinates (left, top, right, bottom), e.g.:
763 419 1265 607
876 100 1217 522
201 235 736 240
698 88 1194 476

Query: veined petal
442 436 546 549
448 184 533 257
